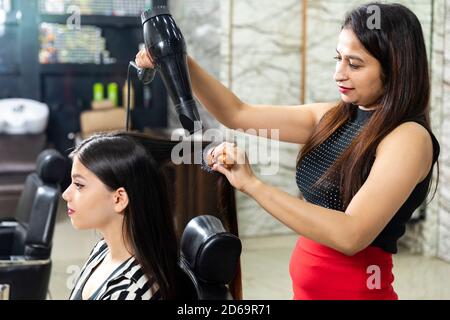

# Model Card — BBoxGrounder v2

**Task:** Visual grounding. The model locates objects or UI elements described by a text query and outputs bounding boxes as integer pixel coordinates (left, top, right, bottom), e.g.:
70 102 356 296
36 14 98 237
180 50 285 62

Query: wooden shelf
39 14 141 28
39 63 129 76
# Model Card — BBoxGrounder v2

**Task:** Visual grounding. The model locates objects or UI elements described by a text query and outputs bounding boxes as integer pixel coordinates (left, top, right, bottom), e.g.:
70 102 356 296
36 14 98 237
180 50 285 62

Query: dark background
0 0 169 155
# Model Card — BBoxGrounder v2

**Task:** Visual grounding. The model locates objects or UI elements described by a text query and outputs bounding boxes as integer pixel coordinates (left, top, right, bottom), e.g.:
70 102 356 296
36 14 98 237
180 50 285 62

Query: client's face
62 156 119 230
333 28 384 109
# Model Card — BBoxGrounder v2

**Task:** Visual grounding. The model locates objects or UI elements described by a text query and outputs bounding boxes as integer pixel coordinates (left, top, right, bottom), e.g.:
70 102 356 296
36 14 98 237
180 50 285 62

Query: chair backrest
11 149 66 257
178 215 242 300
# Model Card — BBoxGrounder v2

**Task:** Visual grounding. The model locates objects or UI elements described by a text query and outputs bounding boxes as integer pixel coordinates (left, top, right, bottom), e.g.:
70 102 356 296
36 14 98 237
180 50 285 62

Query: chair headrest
36 149 66 184
180 215 242 285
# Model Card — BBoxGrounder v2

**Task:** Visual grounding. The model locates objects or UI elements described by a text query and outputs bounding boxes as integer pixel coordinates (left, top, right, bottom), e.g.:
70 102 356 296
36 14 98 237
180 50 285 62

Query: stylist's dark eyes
334 56 360 70
349 63 360 70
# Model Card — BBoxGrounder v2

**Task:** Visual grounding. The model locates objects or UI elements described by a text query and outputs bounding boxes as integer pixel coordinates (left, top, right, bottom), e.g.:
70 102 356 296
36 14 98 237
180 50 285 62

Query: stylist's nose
334 61 348 83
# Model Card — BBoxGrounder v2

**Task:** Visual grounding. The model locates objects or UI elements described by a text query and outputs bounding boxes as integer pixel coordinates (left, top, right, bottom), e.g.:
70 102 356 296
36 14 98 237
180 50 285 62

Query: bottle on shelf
107 82 118 107
93 83 104 101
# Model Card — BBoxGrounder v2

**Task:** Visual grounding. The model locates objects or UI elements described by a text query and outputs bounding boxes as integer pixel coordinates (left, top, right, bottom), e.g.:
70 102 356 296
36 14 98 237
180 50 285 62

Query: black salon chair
0 149 66 300
178 215 242 300
0 133 47 220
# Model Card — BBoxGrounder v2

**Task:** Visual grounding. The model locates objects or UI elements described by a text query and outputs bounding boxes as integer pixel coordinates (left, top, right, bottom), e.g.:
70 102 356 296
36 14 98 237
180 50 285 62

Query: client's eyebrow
335 49 365 63
72 174 86 181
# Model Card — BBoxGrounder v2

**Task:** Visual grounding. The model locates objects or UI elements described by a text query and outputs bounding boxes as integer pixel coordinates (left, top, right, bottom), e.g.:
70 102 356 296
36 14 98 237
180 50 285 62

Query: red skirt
289 236 398 300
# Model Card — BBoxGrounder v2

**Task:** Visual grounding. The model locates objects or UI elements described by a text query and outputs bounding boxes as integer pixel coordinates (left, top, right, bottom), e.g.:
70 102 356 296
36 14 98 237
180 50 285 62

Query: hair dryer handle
137 68 156 85
130 61 156 85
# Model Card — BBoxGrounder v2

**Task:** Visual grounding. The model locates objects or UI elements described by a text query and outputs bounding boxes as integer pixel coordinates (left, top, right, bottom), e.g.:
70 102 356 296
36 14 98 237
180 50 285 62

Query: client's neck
99 219 133 263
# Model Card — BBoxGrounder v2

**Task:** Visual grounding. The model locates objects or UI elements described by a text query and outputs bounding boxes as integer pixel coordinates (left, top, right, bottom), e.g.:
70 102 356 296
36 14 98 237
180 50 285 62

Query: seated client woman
63 132 179 300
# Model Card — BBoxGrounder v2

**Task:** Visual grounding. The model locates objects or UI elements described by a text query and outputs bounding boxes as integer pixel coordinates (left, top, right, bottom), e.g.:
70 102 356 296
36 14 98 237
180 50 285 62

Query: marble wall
171 0 304 237
303 0 450 262
304 0 432 104
220 0 302 236
397 0 450 263
437 0 450 262
170 0 222 129
221 0 441 239
170 0 450 260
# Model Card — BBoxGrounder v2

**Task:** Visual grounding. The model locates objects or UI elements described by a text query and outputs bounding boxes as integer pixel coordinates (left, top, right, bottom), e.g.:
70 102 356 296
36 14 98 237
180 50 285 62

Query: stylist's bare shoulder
304 101 339 127
236 101 338 145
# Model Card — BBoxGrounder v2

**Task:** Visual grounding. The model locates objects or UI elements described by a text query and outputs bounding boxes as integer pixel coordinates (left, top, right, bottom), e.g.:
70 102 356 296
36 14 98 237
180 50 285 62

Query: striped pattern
69 240 160 300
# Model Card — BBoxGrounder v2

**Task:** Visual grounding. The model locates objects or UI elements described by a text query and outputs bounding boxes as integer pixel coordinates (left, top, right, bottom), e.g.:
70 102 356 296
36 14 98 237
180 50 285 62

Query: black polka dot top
296 106 441 254
296 106 374 211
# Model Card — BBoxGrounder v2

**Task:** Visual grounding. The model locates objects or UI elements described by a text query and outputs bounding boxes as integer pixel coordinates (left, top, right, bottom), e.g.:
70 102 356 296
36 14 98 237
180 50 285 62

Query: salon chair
0 134 47 219
0 149 66 300
178 215 242 300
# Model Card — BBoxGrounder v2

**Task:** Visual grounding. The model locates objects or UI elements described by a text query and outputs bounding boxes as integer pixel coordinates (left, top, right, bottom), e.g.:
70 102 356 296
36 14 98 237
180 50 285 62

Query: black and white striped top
69 240 160 300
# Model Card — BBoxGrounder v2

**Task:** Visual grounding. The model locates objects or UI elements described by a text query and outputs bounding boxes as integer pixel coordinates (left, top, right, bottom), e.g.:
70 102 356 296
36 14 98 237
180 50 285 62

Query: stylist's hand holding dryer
136 3 440 300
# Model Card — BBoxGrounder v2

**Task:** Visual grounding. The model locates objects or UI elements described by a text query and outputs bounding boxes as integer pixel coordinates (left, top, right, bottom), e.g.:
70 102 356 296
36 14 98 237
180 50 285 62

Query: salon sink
0 99 49 135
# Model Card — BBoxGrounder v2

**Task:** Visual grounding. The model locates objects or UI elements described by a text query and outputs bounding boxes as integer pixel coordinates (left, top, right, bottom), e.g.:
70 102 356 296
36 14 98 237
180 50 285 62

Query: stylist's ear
113 187 129 214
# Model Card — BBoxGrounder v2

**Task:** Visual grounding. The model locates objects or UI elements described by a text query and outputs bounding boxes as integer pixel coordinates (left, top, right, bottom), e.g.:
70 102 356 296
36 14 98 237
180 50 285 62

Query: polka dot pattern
296 107 374 211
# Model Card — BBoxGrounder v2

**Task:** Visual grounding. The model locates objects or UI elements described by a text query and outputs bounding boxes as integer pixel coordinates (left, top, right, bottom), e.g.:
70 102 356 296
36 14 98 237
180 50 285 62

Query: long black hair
298 2 438 209
70 132 179 299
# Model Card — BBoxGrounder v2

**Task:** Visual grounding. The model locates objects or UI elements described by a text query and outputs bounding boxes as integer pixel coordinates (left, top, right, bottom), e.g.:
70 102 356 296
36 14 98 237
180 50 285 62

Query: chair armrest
0 284 10 300
0 227 15 256
0 221 19 228
0 256 52 300
0 256 51 267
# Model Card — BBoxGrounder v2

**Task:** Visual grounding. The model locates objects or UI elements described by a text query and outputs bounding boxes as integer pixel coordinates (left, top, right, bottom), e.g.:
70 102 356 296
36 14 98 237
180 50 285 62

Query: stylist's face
62 156 119 230
333 28 384 108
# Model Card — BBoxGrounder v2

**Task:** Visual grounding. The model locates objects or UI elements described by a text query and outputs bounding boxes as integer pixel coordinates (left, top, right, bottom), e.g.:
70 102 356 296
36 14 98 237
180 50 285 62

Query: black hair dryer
139 6 202 134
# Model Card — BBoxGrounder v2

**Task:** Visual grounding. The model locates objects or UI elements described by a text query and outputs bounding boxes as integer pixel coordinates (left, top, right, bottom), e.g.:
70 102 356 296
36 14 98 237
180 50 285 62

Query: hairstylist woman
136 3 440 299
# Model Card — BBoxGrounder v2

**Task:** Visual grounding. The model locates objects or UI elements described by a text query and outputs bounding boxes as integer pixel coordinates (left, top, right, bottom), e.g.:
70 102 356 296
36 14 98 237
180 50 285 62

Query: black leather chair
0 134 47 220
0 149 66 300
178 215 242 300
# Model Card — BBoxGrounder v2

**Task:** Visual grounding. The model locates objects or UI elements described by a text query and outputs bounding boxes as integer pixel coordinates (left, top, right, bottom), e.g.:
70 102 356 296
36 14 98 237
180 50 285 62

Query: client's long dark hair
70 132 178 299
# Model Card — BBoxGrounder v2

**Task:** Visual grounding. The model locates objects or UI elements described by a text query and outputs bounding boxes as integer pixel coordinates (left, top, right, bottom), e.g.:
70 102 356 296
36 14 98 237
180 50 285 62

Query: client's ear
113 187 129 214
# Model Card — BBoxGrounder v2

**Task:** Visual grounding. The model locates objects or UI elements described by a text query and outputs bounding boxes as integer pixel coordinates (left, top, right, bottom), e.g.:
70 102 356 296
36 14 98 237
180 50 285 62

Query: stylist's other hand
135 49 154 69
210 142 258 193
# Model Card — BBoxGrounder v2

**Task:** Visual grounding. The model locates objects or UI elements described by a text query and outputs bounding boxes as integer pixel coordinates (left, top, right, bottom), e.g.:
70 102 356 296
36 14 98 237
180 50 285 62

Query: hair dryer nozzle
176 100 202 134
141 6 170 24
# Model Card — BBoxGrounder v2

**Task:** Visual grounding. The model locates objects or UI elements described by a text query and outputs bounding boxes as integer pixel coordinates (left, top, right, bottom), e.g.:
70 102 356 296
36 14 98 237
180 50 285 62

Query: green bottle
93 83 104 102
107 82 119 107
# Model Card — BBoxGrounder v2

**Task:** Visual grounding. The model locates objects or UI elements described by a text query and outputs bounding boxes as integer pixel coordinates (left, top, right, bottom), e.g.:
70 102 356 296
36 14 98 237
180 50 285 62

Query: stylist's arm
210 141 364 257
